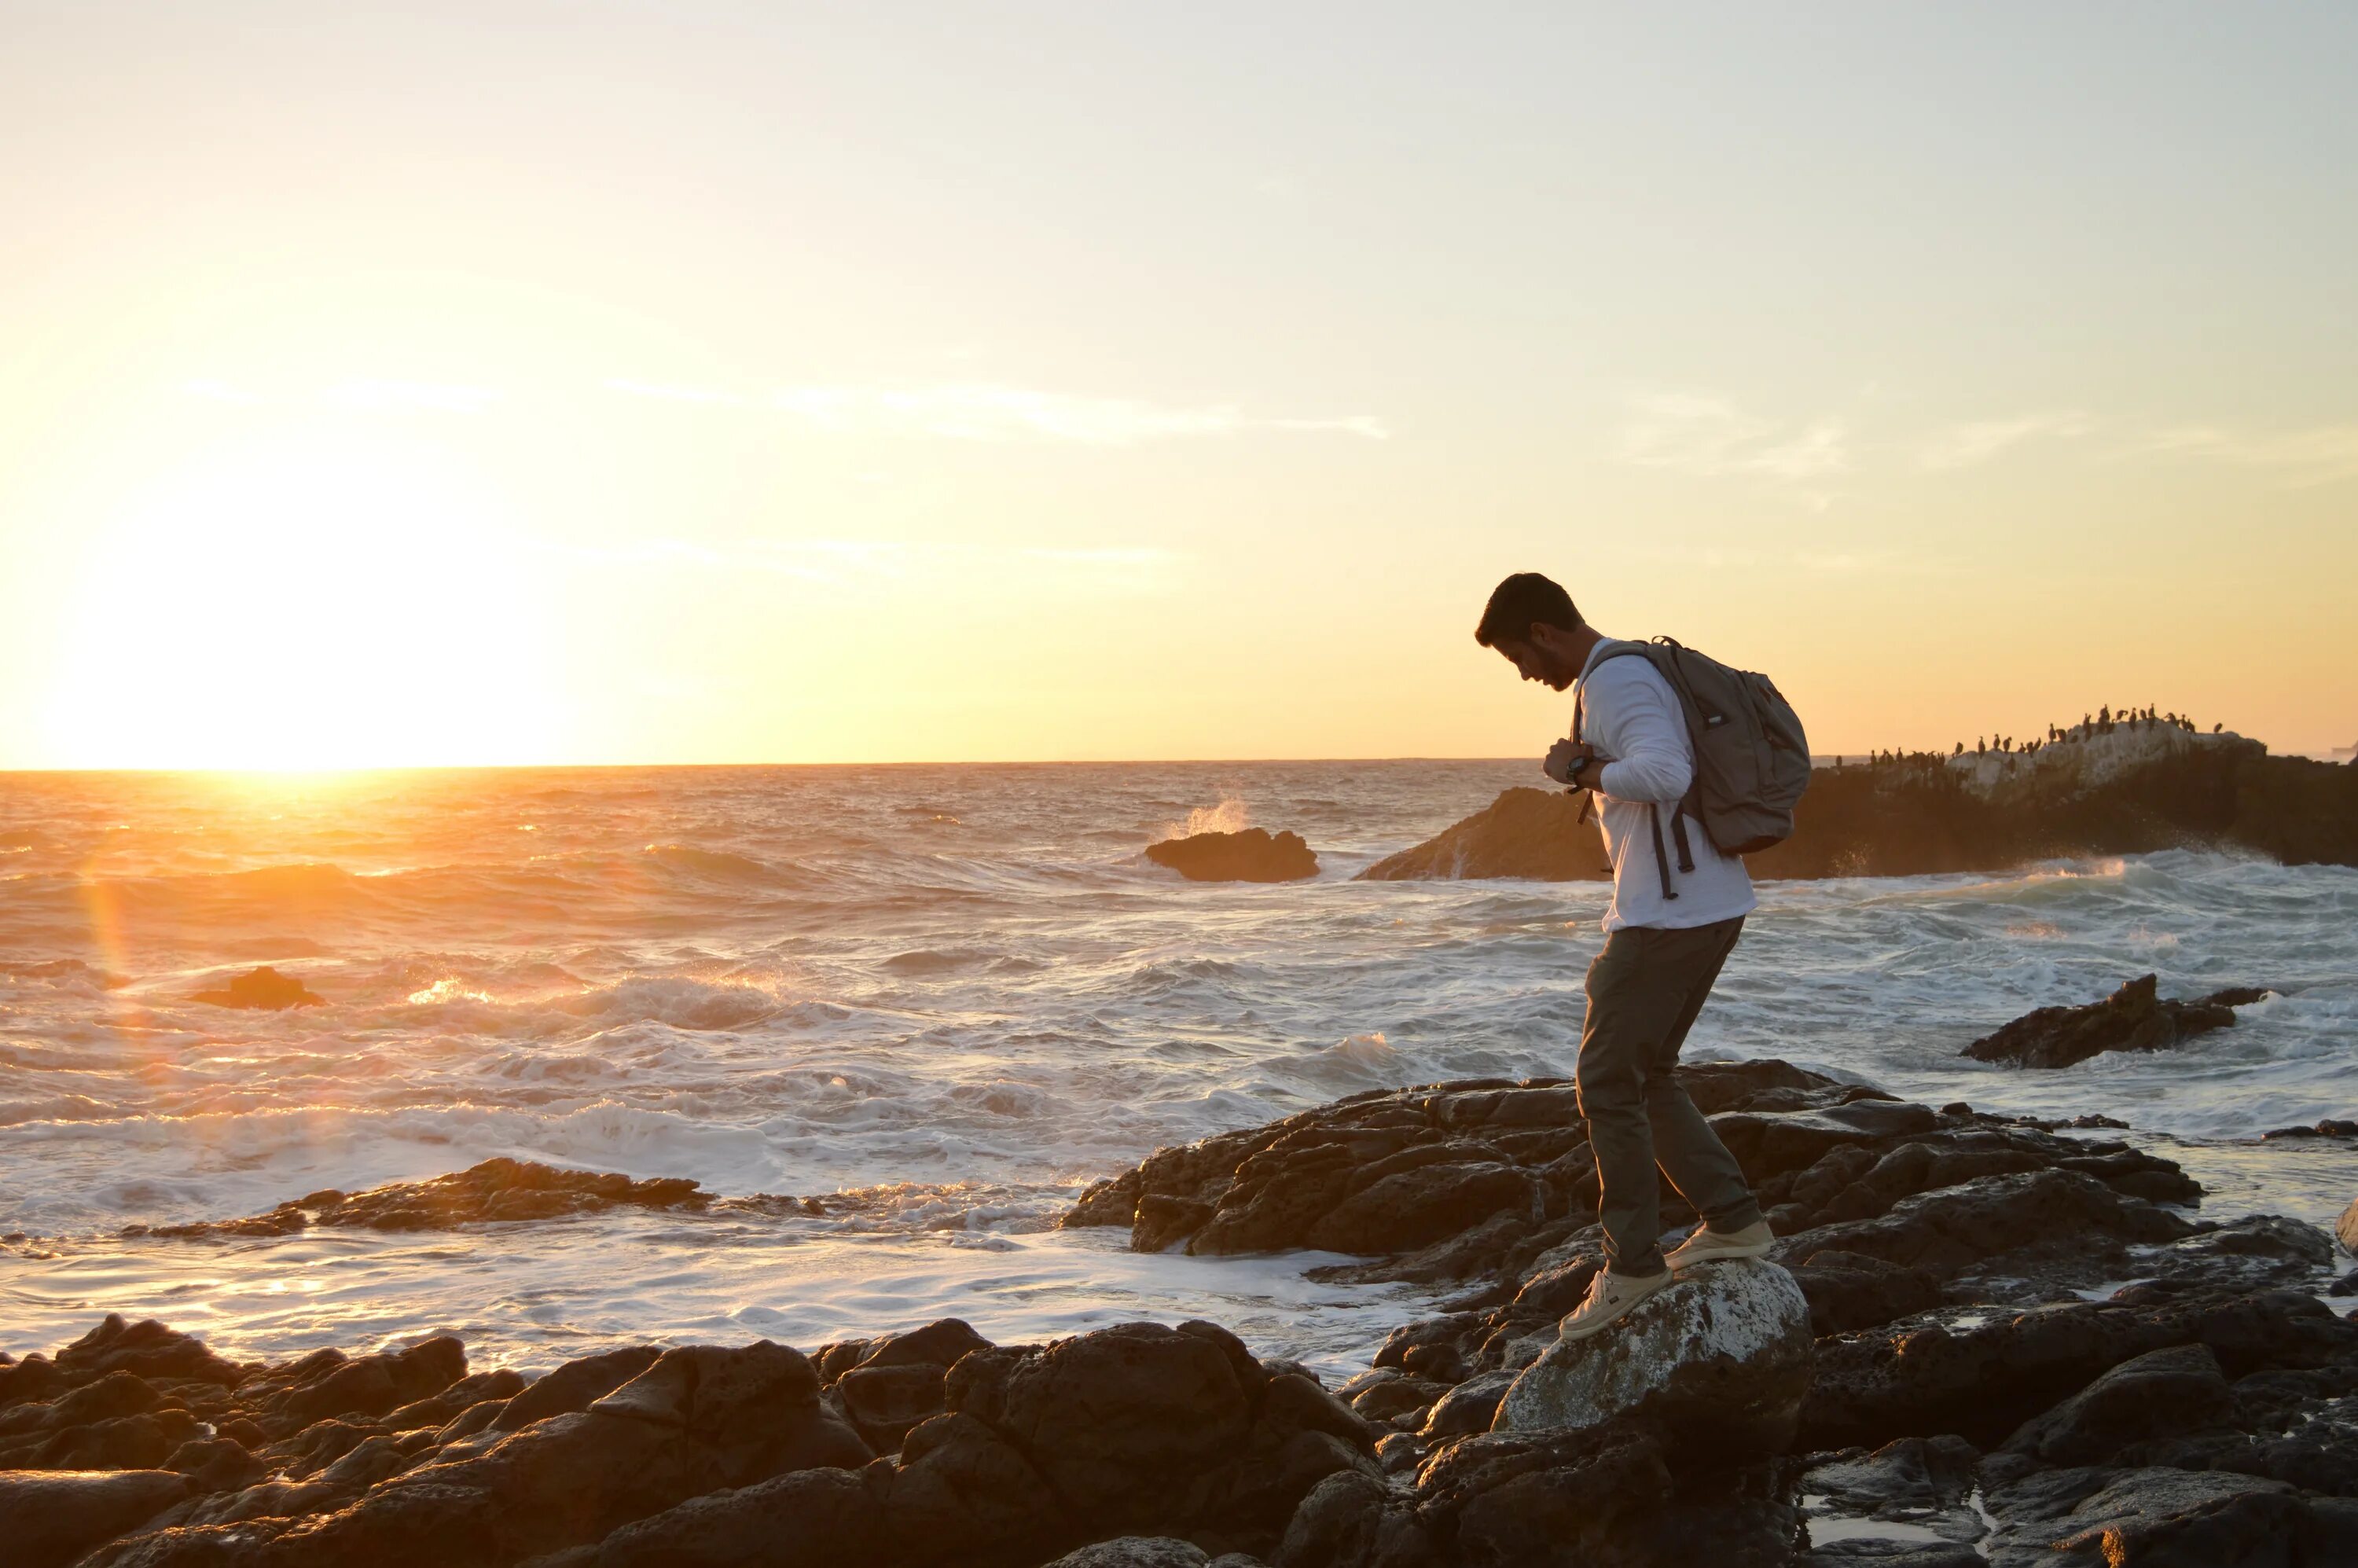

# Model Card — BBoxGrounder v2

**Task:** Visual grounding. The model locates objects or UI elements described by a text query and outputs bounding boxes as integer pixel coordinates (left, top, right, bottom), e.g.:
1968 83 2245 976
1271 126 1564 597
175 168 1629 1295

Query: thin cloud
325 379 501 414
1917 411 2092 470
769 385 1388 445
603 378 747 406
1618 394 1849 481
543 535 1183 593
180 378 263 405
2136 423 2358 487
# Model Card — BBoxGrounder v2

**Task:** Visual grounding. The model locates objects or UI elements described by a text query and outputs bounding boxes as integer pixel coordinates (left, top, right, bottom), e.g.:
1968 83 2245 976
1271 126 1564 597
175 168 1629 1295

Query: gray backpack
1574 637 1810 898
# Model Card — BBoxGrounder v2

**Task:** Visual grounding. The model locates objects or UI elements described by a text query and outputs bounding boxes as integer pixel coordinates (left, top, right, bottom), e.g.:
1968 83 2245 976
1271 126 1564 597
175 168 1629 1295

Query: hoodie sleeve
1594 662 1695 804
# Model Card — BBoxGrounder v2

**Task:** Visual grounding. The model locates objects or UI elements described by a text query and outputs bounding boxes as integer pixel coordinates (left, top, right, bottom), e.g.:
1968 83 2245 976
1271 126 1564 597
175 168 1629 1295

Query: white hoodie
1575 637 1758 934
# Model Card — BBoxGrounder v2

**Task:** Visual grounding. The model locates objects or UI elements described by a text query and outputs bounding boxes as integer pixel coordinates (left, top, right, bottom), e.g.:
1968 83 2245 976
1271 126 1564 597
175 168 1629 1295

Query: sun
45 426 567 769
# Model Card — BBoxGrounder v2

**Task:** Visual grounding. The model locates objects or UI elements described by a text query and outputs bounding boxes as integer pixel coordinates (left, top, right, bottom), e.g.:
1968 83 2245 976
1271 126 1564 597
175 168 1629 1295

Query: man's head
1475 571 1589 690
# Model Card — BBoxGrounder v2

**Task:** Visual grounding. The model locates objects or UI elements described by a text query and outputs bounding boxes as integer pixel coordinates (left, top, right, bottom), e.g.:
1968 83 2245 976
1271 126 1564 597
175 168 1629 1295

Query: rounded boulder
1491 1258 1813 1456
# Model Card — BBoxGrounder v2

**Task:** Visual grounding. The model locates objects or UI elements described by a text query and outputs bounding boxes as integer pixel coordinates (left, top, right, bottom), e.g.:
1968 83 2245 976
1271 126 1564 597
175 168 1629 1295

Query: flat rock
1493 1259 1813 1457
1146 828 1318 883
130 1158 715 1239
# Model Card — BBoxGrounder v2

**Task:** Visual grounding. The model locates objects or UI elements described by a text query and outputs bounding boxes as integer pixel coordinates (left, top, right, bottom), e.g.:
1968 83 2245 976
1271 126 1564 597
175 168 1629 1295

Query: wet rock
136 1159 714 1239
189 964 323 1008
983 1321 1254 1526
246 1336 468 1435
1777 1168 2195 1293
1420 1369 1514 1438
1998 1344 2239 1466
1801 1287 2358 1452
1961 974 2269 1069
54 1316 248 1387
836 1361 949 1452
1354 788 1607 882
586 1341 867 1482
0 1353 68 1407
1787 1253 1945 1337
492 1347 661 1431
2139 1214 2335 1292
386 1369 530 1432
2339 1197 2358 1258
1064 1061 1857 1270
2259 1118 2358 1141
1976 1464 2358 1567
1147 828 1319 883
0 1469 191 1568
854 1317 991 1372
1493 1259 1814 1457
1382 1420 1798 1567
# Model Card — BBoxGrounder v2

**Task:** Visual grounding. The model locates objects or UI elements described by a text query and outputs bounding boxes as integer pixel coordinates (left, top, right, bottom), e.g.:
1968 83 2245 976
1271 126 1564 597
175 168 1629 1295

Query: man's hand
1544 739 1597 787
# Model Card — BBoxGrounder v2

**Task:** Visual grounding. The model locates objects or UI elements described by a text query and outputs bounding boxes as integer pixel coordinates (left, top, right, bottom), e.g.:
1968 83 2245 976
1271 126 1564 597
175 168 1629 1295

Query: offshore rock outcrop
1360 726 2358 882
1963 973 2272 1069
189 966 322 1009
1354 789 1605 882
113 1159 809 1239
1148 829 1320 883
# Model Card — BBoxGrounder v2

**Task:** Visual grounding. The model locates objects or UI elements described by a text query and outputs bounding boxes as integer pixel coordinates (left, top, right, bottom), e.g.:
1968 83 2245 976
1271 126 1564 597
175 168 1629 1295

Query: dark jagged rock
189 965 323 1009
23 1062 2358 1568
1147 828 1320 883
124 1159 717 1239
1996 1343 2238 1467
1962 974 2270 1069
2260 1118 2358 1141
0 1469 191 1568
1358 731 2358 882
29 1316 1367 1568
1067 1059 2203 1325
1974 1463 2358 1566
1276 1419 1799 1568
1065 1061 1859 1265
1799 1287 2358 1452
1354 788 1606 882
1797 1435 1984 1560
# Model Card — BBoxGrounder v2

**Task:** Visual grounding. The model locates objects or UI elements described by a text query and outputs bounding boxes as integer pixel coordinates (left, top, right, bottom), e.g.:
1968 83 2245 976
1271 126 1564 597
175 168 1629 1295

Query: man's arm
1592 665 1692 803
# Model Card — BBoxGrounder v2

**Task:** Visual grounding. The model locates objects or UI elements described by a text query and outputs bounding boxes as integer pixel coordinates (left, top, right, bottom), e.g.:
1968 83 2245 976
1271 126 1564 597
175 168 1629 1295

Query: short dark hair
1474 572 1581 648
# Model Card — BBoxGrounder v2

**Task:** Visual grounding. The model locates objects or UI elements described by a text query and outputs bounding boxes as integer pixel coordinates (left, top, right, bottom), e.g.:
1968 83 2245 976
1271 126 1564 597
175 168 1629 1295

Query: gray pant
1577 916 1762 1276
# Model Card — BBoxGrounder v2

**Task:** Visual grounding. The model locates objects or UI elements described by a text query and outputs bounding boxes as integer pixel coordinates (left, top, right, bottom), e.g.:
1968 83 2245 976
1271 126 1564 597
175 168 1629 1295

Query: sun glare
45 428 566 769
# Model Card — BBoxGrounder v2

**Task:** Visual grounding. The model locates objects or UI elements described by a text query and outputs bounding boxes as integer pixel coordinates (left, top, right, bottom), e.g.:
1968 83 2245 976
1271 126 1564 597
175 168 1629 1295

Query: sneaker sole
1667 1239 1775 1271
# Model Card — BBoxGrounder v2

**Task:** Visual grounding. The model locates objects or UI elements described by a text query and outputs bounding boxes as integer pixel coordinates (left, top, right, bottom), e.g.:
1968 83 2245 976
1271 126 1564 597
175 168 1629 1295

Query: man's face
1497 633 1576 692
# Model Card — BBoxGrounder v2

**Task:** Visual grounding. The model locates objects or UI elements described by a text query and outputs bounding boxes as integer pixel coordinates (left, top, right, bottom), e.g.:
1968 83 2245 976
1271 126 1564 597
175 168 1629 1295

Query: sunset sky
4 3 2352 769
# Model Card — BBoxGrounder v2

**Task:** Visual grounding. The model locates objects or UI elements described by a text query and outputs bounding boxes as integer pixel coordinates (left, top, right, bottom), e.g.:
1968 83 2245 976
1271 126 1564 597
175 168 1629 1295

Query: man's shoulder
1581 644 1677 704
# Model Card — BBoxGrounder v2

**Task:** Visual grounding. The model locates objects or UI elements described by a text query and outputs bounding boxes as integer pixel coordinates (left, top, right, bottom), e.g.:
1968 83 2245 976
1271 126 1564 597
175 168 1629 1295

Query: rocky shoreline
7 1055 2356 1566
1355 729 2358 883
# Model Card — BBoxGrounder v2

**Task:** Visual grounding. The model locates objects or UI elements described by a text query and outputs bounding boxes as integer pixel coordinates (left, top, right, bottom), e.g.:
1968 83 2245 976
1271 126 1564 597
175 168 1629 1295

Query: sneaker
1557 1266 1672 1342
1664 1218 1776 1272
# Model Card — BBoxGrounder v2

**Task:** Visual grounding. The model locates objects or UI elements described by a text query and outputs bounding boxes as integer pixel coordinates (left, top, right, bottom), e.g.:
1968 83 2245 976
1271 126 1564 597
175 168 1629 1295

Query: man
1474 571 1773 1339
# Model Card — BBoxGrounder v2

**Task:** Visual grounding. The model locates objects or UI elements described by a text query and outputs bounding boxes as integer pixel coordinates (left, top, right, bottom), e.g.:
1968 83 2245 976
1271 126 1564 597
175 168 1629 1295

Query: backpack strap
1669 799 1697 874
1648 805 1679 901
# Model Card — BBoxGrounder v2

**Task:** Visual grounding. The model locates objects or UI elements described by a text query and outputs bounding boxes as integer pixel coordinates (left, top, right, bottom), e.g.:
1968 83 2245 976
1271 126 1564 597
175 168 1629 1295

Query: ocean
3 762 2352 1377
